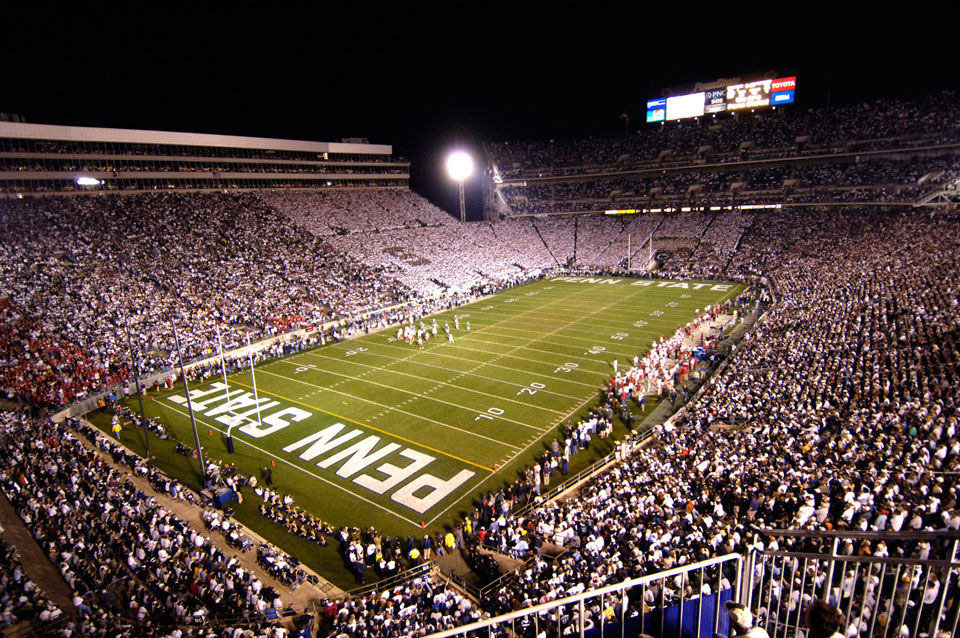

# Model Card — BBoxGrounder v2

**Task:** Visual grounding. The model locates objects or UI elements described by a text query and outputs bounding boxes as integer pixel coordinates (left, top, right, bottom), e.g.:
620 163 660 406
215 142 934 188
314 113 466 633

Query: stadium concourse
486 92 960 217
0 94 959 636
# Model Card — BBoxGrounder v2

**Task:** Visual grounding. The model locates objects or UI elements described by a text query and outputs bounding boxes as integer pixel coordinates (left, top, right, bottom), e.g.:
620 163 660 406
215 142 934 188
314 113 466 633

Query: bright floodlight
447 152 473 181
76 177 102 186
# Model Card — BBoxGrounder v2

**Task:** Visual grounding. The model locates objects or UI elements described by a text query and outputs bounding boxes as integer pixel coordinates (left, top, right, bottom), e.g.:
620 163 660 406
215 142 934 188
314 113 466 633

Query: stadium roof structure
0 121 392 156
0 122 408 195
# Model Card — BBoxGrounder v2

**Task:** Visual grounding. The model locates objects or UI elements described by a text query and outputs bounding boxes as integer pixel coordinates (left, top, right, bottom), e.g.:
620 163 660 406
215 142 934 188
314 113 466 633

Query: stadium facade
0 121 409 195
1 93 959 637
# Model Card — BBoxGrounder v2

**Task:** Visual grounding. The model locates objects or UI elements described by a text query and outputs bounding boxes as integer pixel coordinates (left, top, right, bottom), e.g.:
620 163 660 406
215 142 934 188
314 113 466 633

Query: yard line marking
157 402 424 527
484 324 641 347
477 303 692 326
240 369 531 448
462 333 636 361
459 319 675 343
455 320 671 346
443 341 611 374
423 373 605 527
422 285 686 526
289 355 570 415
331 341 602 389
464 313 687 335
261 363 550 431
229 379 498 471
300 348 585 401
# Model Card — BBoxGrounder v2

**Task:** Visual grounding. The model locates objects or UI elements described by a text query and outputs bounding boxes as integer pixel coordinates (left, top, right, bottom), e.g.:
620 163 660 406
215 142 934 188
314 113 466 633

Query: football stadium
1 12 959 638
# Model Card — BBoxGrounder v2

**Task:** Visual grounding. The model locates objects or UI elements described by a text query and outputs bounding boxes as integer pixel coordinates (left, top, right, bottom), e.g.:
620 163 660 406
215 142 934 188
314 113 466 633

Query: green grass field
88 275 742 588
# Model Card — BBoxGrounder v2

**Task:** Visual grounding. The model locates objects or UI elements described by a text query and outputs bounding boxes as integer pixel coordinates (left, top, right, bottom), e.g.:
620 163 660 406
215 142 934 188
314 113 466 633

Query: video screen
726 79 772 110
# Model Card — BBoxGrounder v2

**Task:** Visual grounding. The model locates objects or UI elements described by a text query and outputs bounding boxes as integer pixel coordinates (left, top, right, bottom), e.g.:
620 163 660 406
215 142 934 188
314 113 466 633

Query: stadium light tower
447 151 473 223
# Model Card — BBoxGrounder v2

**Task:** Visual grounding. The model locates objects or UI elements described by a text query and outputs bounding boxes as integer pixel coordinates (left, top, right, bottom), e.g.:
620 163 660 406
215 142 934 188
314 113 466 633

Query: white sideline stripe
479 323 640 348
263 363 548 433
424 281 678 526
466 286 743 338
451 338 615 372
425 374 604 527
469 328 638 358
478 284 730 309
288 354 569 416
460 320 673 347
300 348 585 402
253 367 531 446
477 300 684 323
467 310 681 335
158 402 424 527
416 280 671 359
346 341 601 389
474 305 683 326
331 280 671 387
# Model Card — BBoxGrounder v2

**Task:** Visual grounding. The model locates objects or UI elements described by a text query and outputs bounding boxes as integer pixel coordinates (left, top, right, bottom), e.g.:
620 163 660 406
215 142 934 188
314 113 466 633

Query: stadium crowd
486 92 960 178
320 573 483 638
0 192 420 407
0 410 295 635
469 206 959 637
0 190 569 408
497 156 956 215
3 93 958 410
0 539 63 631
1 93 959 638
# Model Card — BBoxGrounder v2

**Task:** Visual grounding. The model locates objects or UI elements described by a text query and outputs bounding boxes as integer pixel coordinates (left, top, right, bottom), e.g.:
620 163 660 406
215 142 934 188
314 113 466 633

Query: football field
91 275 742 584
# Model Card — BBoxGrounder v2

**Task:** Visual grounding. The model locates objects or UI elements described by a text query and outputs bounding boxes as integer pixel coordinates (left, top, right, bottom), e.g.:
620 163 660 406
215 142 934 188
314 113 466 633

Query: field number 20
475 407 504 421
345 347 368 357
517 382 546 395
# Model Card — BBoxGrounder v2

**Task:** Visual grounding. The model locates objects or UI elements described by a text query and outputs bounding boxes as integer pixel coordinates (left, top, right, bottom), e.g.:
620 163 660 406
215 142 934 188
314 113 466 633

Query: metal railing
476 548 575 602
448 569 482 600
337 561 437 600
509 427 655 522
747 528 960 638
423 553 743 638
1 615 70 638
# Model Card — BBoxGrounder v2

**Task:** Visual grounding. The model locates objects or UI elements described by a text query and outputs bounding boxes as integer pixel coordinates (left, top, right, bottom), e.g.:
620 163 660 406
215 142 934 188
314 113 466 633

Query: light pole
121 307 151 459
171 317 206 483
447 151 473 223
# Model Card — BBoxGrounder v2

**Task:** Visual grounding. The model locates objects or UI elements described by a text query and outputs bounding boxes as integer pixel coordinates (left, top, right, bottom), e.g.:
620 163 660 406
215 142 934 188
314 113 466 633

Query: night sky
3 2 955 219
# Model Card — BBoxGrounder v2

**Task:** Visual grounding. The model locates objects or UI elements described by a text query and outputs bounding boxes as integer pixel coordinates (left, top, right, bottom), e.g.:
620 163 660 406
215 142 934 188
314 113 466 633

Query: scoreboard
646 76 796 123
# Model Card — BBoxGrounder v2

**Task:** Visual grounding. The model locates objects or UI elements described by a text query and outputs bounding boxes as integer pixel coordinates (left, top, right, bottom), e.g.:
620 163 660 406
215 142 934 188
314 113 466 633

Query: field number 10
475 407 504 421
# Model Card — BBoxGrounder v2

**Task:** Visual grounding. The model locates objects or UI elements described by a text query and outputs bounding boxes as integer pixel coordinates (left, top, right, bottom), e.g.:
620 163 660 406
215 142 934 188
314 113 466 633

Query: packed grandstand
0 91 958 638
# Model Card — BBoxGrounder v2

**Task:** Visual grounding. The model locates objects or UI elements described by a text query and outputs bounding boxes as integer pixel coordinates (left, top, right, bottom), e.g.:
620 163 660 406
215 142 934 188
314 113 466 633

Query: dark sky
3 2 956 219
